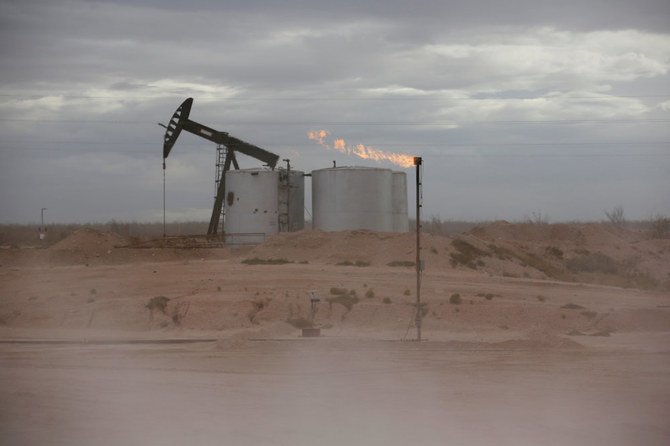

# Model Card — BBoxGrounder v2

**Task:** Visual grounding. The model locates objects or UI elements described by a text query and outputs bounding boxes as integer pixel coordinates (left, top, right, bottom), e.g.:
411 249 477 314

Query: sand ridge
1 222 668 341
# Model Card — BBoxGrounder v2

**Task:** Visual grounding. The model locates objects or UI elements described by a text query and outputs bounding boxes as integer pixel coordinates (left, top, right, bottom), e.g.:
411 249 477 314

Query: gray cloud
0 0 669 223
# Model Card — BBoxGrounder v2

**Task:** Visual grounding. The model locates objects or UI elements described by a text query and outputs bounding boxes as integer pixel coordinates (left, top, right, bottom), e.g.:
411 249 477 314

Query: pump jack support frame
161 98 279 237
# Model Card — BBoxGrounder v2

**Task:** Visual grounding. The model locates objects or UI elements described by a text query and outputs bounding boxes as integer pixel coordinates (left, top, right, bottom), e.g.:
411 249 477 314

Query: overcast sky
1 0 669 224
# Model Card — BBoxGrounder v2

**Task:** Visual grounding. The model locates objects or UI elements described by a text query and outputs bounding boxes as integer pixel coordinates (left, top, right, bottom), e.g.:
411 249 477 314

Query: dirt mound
463 222 670 290
243 225 668 290
248 230 453 268
50 227 129 251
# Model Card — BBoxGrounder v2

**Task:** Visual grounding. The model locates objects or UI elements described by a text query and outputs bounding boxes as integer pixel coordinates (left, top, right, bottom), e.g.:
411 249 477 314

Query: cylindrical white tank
224 168 304 244
392 171 409 232
312 167 397 232
224 169 279 244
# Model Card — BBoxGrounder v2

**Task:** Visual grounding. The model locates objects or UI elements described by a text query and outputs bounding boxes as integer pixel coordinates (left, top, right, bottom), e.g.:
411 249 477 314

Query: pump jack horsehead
161 98 280 236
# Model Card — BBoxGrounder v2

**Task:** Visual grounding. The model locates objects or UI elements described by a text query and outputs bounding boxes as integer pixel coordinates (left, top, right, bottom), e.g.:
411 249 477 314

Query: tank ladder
278 159 291 232
214 144 227 235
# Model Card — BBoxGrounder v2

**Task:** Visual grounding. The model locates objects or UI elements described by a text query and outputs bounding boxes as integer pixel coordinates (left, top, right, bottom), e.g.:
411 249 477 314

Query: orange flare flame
307 130 414 168
307 129 330 146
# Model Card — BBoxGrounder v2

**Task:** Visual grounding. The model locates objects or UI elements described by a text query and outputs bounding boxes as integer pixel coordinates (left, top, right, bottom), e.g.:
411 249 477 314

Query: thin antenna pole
163 160 166 239
159 121 168 240
414 157 423 342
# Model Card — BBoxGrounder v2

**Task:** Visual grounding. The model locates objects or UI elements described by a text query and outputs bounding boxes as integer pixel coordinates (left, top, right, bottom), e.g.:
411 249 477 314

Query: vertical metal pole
158 121 169 240
414 157 423 342
163 161 166 239
284 158 291 231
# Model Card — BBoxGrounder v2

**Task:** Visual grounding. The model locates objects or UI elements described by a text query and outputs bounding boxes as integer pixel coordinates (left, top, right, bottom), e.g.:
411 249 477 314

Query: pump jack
161 98 279 236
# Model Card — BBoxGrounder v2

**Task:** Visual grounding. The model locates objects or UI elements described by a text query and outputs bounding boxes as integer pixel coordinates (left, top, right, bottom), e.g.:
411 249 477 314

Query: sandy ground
2 338 669 446
1 227 669 445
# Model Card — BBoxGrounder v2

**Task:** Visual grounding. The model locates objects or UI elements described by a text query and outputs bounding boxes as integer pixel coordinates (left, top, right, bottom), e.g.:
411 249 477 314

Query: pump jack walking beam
162 98 279 167
161 98 279 236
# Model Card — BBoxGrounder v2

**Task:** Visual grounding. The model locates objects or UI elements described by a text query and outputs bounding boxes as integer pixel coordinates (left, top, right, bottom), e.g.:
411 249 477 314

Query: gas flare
307 129 330 147
307 130 414 168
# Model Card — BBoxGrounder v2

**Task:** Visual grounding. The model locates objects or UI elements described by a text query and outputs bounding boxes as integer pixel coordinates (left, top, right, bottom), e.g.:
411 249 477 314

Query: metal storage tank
312 167 396 232
224 168 304 244
392 171 409 232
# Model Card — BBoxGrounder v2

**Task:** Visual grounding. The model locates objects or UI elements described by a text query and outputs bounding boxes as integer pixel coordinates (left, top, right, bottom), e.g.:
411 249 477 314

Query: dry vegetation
0 221 209 247
2 215 668 246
